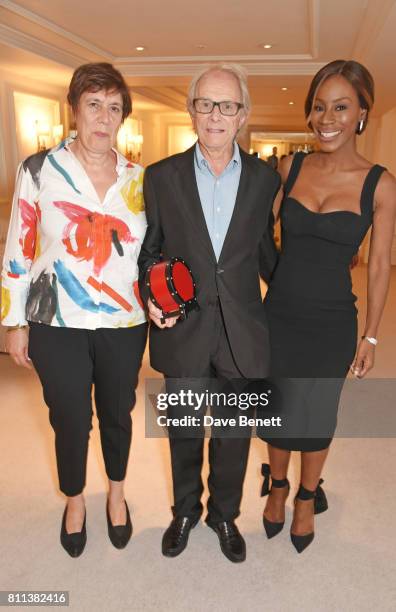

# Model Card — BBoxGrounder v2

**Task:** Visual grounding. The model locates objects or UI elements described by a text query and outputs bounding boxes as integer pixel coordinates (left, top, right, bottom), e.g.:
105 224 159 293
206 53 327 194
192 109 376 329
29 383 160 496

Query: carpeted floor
1 265 395 612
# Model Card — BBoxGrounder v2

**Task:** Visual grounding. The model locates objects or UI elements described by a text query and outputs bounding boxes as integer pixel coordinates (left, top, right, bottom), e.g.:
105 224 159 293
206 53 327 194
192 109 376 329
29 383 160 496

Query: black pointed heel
291 479 328 553
261 463 290 539
290 529 315 553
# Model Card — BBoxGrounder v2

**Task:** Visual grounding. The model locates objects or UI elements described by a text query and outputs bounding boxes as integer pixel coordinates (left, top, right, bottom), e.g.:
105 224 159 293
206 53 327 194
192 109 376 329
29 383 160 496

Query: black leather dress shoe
162 516 198 557
106 500 132 549
207 521 246 563
60 506 87 558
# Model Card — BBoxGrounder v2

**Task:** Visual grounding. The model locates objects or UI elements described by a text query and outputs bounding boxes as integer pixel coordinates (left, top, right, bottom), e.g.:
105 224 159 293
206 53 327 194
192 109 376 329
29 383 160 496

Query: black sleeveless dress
260 152 385 451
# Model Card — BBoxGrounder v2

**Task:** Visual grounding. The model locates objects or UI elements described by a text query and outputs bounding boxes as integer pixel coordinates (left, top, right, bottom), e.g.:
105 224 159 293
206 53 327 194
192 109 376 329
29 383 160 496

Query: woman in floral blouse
1 63 148 557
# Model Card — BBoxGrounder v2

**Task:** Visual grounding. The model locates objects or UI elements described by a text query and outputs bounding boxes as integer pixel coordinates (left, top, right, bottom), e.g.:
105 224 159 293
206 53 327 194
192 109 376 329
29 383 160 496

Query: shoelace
219 522 239 540
170 517 190 542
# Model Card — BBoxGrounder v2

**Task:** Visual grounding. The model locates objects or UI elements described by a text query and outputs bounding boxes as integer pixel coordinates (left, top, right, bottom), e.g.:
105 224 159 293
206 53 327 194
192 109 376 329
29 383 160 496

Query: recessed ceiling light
136 46 145 51
289 101 294 105
281 87 288 91
262 44 272 49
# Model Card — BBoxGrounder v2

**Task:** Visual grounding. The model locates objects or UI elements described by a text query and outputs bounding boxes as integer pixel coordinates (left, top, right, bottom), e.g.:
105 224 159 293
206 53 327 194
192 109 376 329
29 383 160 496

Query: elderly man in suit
138 64 280 562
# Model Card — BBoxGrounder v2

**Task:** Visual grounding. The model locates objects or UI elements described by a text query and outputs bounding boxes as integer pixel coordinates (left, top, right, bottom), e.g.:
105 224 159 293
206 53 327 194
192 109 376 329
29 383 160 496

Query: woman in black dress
260 60 396 552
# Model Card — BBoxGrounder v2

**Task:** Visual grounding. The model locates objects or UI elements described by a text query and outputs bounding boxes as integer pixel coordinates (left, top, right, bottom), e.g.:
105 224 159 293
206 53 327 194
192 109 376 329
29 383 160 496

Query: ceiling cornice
116 54 315 64
0 22 87 66
0 0 113 59
117 61 325 77
131 86 186 112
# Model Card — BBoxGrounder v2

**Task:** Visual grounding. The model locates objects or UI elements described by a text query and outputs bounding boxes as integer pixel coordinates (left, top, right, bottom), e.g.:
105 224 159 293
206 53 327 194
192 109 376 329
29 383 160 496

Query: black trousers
28 322 147 496
164 303 252 524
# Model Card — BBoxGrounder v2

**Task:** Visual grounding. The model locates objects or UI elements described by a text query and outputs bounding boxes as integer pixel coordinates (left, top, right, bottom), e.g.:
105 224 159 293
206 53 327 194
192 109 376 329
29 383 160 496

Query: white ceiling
7 0 315 57
0 0 396 130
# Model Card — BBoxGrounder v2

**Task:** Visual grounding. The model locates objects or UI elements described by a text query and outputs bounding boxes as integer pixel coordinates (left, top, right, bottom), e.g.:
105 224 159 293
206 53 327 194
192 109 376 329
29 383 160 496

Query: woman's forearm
363 259 392 338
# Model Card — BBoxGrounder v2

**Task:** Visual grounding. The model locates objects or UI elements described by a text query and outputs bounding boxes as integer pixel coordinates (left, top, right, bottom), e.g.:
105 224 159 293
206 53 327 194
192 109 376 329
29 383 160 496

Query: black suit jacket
138 145 280 378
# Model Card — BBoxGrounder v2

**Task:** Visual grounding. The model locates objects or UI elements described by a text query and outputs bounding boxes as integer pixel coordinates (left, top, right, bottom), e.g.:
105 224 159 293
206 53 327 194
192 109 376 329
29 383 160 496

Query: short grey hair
187 63 251 118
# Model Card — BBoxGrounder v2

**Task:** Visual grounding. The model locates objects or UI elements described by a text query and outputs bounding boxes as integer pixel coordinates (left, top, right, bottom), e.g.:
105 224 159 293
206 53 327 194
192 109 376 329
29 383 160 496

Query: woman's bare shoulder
278 154 294 184
375 169 396 202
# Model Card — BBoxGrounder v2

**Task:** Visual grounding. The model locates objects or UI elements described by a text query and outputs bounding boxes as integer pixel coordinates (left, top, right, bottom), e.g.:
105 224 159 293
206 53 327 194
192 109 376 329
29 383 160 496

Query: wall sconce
35 120 50 152
126 134 143 164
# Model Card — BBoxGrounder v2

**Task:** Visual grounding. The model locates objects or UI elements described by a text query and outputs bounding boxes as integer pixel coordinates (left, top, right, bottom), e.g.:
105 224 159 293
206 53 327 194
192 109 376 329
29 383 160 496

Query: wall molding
352 0 396 61
308 0 320 58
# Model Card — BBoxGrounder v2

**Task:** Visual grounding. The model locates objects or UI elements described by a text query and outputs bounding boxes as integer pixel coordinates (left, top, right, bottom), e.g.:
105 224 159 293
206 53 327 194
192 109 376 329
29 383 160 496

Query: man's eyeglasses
193 98 244 116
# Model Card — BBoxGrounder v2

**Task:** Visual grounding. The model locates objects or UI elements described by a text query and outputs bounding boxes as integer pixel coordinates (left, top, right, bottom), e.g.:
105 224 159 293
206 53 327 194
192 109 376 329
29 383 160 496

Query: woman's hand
6 327 32 369
147 299 179 329
350 339 375 378
349 253 359 269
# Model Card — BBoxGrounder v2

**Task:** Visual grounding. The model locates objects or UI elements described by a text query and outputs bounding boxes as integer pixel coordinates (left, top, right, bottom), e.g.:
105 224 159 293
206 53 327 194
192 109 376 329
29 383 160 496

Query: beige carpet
1 265 395 612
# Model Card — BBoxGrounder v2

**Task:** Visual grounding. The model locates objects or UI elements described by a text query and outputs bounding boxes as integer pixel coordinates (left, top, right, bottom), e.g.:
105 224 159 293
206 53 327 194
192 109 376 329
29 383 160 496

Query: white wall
357 107 396 179
0 68 68 216
357 108 396 264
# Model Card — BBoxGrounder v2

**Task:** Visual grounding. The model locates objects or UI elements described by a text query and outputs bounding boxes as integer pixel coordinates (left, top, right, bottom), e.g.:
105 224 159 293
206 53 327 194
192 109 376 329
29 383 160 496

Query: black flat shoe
207 521 246 563
106 500 132 549
162 516 199 557
60 506 87 558
261 463 290 539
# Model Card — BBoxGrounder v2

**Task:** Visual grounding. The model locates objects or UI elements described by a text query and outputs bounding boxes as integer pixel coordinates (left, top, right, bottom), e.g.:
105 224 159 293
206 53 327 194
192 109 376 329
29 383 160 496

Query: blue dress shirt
194 142 241 260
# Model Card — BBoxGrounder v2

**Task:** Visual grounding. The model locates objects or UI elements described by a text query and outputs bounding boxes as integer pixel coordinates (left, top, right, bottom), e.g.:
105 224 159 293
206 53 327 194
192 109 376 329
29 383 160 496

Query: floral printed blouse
1 137 147 329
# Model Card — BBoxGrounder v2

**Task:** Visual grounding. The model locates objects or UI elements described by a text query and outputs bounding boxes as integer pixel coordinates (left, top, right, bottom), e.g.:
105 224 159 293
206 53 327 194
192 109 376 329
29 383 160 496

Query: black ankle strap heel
295 479 328 513
295 483 316 500
314 478 328 514
261 463 290 539
261 463 289 496
291 478 328 553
